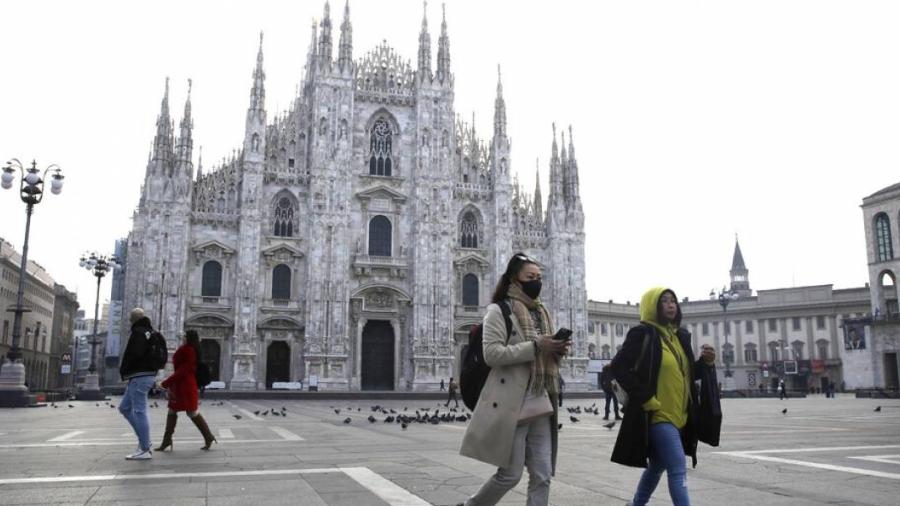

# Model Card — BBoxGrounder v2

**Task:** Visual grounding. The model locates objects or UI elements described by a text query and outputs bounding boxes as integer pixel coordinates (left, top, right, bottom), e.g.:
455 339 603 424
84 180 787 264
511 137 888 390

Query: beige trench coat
459 302 559 472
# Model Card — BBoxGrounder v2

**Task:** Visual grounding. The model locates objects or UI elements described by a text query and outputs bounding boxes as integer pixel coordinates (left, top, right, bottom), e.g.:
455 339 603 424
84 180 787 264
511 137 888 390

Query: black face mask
521 279 542 299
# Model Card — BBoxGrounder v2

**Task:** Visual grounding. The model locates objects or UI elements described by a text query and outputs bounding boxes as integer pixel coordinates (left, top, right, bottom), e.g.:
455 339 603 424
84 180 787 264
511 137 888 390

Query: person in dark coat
610 287 715 506
155 329 216 451
600 364 621 420
118 308 161 460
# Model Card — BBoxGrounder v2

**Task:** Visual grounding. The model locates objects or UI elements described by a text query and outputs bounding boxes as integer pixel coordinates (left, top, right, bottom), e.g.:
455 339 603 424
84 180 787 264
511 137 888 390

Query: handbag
518 390 553 424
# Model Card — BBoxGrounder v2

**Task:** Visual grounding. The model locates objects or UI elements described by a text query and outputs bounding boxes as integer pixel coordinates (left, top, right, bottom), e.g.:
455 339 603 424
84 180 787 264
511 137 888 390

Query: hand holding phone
553 328 573 341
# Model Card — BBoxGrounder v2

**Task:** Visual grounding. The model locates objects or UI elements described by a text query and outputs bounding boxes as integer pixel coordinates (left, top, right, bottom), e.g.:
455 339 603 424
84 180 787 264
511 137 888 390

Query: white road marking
0 439 296 449
269 426 304 441
228 402 263 421
48 431 85 442
718 451 900 481
219 428 235 439
729 444 900 455
848 454 900 465
437 424 466 430
341 467 431 506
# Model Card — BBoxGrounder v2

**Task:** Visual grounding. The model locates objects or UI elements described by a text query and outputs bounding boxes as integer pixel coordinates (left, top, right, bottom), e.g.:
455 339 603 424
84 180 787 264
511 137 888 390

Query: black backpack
146 330 168 370
460 300 512 411
196 359 212 388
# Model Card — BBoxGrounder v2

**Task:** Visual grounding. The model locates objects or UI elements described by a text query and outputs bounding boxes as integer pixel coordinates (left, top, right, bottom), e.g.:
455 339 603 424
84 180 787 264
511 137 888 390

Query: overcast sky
1 0 898 316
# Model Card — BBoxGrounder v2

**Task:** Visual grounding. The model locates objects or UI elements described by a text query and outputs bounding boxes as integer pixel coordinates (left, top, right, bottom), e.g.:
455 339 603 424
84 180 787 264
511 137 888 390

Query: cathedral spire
417 1 432 81
548 123 563 210
175 78 194 178
319 1 333 67
435 3 451 85
249 32 266 113
152 77 174 166
338 0 352 71
196 146 203 180
567 125 581 206
493 64 506 138
559 128 569 201
533 159 543 219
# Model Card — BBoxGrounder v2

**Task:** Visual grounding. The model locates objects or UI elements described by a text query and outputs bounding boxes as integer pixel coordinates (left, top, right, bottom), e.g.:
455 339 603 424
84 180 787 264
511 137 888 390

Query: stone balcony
454 304 483 320
352 254 408 278
188 296 233 312
260 298 303 314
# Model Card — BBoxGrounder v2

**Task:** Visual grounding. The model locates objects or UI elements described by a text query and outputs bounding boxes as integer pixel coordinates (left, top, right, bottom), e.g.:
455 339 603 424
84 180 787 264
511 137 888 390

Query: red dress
161 344 199 412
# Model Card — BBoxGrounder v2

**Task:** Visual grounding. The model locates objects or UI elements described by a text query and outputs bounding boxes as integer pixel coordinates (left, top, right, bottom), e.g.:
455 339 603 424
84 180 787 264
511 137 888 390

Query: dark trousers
604 391 619 418
446 391 459 407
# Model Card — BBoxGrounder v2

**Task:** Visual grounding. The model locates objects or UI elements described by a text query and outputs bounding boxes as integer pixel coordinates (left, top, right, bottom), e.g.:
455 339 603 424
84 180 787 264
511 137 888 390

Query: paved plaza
0 395 898 505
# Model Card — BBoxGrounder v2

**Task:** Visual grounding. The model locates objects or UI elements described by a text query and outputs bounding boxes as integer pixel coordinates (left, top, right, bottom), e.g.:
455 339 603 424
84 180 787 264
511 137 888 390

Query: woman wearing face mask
459 253 570 506
610 288 716 506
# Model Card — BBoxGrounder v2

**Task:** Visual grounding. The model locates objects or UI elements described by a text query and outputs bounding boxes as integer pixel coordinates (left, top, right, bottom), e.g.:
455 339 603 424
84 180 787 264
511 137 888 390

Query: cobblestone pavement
0 394 898 505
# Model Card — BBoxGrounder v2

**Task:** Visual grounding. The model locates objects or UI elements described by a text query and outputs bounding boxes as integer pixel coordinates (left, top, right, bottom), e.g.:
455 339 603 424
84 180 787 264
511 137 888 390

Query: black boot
189 413 217 450
154 412 178 451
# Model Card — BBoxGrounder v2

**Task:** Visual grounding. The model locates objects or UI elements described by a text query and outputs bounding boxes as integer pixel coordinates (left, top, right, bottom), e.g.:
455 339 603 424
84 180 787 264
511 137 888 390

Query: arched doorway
266 341 290 389
361 320 394 390
200 339 221 382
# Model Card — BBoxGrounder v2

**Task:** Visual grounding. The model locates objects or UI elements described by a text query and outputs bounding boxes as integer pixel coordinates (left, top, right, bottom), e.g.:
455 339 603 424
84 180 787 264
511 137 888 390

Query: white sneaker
126 449 152 460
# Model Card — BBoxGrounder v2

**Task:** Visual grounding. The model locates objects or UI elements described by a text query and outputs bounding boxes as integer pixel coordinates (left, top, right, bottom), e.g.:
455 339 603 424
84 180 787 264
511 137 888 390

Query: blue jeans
631 422 690 506
119 375 155 451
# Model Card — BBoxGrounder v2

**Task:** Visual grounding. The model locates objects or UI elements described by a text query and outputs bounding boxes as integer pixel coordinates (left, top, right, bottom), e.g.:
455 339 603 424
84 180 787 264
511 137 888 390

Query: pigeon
557 423 563 431
401 422 408 430
110 404 116 408
384 416 395 423
68 404 74 408
95 403 100 407
233 414 242 419
570 416 579 423
343 417 352 424
334 409 341 415
368 415 377 423
253 410 260 416
874 406 882 412
603 421 616 430
781 408 787 415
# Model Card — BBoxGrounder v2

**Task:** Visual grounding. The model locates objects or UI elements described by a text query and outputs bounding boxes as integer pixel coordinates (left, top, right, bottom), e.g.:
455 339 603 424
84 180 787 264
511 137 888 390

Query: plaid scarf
507 283 560 397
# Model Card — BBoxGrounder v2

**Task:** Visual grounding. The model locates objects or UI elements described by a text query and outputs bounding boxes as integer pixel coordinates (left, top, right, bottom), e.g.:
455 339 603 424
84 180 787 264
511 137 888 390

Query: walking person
600 364 621 421
118 308 163 460
440 379 446 391
610 288 716 506
778 378 788 400
446 377 460 408
155 330 216 451
459 253 570 506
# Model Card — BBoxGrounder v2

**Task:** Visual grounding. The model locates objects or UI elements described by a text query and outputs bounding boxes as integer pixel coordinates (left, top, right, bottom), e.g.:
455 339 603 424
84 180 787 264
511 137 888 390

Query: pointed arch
458 205 483 249
271 190 299 237
365 109 401 177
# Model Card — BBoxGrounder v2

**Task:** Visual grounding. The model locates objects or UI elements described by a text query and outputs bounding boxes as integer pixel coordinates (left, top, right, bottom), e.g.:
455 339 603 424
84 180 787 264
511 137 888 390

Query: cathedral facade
123 2 589 391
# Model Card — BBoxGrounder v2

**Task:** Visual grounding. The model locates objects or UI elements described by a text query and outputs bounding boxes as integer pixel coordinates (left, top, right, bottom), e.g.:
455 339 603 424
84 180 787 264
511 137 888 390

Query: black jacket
119 316 159 380
609 324 710 468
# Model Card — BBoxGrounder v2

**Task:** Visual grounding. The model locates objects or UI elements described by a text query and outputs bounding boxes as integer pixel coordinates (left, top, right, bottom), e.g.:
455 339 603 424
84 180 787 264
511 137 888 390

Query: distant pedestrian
610 287 717 506
445 378 459 407
829 381 837 398
118 308 162 460
599 364 621 420
778 378 788 400
459 253 570 506
155 330 217 452
440 379 446 391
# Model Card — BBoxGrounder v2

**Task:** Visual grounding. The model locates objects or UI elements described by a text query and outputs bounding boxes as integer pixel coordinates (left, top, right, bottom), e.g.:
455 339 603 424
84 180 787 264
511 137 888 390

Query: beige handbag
518 390 554 424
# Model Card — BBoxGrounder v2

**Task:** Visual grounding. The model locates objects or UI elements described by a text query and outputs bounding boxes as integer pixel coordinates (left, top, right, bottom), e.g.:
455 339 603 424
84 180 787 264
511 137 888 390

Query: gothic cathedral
123 2 589 391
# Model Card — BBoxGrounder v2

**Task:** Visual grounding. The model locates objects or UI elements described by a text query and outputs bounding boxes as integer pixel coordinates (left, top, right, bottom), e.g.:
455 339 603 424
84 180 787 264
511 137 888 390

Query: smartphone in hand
553 328 573 341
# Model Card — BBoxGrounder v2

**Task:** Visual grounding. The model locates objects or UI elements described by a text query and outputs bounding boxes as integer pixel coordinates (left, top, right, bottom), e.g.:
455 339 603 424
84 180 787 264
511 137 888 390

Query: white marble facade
123 2 589 391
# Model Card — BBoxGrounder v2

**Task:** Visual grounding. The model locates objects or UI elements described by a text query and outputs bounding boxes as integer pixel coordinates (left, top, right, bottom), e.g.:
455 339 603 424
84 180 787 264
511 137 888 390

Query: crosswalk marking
48 431 85 442
219 428 234 439
269 426 304 441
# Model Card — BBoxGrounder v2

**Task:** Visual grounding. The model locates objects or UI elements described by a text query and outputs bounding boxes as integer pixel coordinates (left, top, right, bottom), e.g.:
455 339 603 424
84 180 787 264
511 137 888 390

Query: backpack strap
499 299 513 344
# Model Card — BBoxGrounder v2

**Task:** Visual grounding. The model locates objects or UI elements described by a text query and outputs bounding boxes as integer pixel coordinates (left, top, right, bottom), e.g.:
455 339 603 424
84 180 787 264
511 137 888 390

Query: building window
702 322 709 336
462 274 479 306
875 213 894 261
201 261 223 298
816 339 829 360
615 323 624 337
745 320 754 333
460 211 478 248
272 264 291 300
768 318 777 332
273 197 295 237
792 317 801 331
368 118 393 176
791 340 804 360
368 216 392 256
744 343 758 363
601 344 611 360
588 321 595 335
816 315 826 330
768 341 780 362
600 323 608 336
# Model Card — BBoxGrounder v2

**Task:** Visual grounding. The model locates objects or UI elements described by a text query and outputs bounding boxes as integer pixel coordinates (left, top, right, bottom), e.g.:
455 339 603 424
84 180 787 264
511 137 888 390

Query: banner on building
843 319 867 350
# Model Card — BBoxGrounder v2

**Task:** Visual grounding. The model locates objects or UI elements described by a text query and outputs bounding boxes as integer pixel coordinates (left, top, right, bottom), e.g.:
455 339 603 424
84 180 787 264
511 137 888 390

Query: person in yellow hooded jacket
610 287 716 506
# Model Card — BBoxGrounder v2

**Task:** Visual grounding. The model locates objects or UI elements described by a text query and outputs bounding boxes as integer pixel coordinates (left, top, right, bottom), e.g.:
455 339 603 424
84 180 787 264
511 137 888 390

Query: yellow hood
639 287 681 327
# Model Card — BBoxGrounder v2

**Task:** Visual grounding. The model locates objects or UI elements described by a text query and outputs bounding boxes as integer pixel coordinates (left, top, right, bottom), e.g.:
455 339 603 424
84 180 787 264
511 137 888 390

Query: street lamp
0 159 64 407
711 286 739 391
76 252 121 400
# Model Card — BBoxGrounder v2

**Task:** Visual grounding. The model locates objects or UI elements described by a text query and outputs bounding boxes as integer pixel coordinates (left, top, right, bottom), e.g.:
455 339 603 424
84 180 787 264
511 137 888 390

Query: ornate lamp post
75 252 121 400
0 159 64 407
711 286 739 391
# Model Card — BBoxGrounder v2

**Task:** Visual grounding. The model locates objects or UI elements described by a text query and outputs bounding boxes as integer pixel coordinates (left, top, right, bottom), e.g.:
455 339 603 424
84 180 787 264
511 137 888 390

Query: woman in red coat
155 330 216 451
